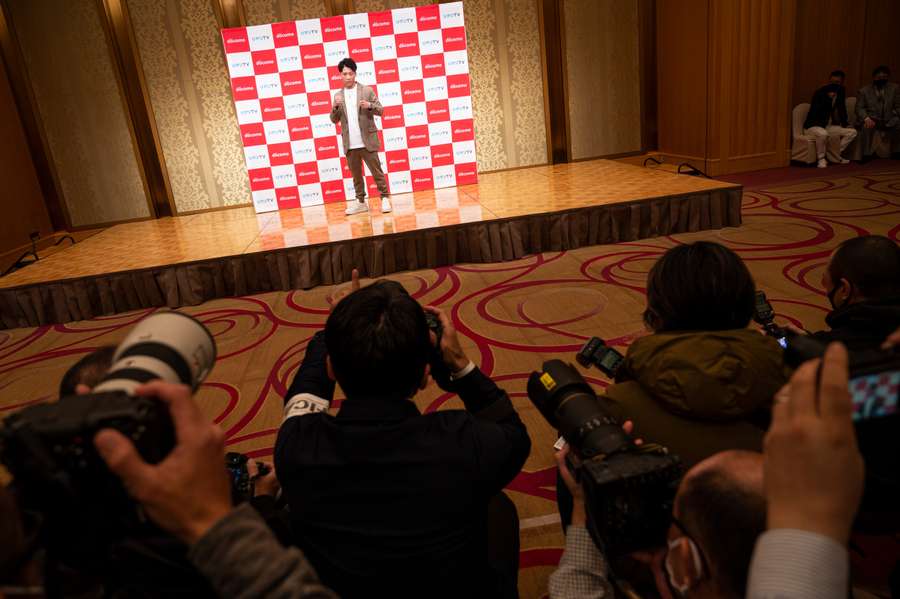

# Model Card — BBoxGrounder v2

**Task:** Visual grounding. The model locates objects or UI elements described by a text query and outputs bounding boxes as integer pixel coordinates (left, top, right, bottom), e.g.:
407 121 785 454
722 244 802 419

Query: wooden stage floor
0 159 742 328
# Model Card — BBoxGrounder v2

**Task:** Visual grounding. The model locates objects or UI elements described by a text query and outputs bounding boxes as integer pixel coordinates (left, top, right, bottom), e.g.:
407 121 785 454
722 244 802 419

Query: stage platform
0 159 742 329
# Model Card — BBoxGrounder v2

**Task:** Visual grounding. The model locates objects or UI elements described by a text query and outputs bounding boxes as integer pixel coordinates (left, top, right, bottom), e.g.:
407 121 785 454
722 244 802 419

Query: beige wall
563 0 642 160
8 0 149 227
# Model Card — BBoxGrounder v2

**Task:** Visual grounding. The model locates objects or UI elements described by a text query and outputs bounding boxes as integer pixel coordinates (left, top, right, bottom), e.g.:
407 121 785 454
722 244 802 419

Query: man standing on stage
330 57 391 215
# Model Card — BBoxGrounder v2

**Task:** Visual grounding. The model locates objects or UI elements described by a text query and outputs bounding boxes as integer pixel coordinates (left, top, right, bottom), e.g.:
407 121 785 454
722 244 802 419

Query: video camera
753 290 789 347
0 312 216 569
527 360 683 557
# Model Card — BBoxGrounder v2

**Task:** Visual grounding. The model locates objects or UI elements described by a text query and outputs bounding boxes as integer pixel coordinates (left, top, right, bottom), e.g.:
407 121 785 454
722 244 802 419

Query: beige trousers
346 148 389 201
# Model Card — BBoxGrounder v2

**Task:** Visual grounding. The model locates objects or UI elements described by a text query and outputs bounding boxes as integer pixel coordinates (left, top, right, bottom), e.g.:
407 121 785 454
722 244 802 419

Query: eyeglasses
665 516 709 591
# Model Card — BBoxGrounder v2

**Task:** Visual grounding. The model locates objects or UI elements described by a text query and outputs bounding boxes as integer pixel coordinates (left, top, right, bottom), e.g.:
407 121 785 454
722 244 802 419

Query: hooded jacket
603 328 788 467
812 298 900 351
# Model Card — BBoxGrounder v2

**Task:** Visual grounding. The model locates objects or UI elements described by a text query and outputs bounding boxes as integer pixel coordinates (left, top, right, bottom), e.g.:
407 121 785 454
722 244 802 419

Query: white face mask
664 536 704 595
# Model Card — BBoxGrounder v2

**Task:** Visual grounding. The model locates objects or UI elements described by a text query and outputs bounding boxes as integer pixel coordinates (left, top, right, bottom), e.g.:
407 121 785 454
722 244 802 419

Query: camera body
527 360 683 557
753 290 789 346
577 337 625 378
226 451 271 503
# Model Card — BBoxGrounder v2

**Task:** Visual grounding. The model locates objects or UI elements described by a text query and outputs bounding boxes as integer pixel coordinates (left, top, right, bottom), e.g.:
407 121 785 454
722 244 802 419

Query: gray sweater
189 503 338 599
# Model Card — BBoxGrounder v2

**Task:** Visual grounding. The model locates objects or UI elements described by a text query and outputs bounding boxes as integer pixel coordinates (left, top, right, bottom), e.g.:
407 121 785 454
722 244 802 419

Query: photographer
601 241 787 467
94 381 337 599
550 447 766 598
274 272 531 599
748 342 864 599
806 235 900 351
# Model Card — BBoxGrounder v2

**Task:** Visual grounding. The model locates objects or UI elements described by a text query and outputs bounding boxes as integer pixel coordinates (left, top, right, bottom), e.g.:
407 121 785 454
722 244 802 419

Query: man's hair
59 346 116 397
830 69 846 80
643 241 756 332
873 65 890 77
676 457 766 597
828 235 900 300
325 280 431 399
337 57 357 73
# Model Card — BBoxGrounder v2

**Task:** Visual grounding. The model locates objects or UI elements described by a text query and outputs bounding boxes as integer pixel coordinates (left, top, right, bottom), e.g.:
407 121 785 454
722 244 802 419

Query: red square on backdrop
288 117 312 140
300 44 326 69
321 180 345 203
260 97 285 121
295 162 320 185
368 11 393 37
451 118 475 142
348 38 373 63
381 105 405 129
340 157 353 179
276 187 300 209
307 91 333 115
411 169 434 192
240 122 266 146
406 124 429 147
455 163 478 185
385 149 410 172
374 59 399 83
329 70 344 90
421 54 445 77
248 167 274 191
430 143 453 167
314 137 340 160
268 142 293 166
222 28 249 53
280 71 305 95
321 16 346 42
272 22 298 47
442 27 467 52
447 74 470 98
400 80 425 104
252 50 278 75
395 32 420 57
426 99 449 122
231 77 258 101
416 5 441 30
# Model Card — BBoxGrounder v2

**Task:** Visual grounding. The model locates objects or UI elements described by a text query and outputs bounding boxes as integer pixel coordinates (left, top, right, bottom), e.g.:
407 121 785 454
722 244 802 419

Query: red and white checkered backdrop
221 2 476 213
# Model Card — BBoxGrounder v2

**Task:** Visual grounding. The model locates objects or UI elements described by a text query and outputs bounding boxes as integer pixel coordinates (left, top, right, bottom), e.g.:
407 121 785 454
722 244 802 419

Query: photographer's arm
746 343 861 599
94 381 337 599
548 446 614 599
424 306 532 487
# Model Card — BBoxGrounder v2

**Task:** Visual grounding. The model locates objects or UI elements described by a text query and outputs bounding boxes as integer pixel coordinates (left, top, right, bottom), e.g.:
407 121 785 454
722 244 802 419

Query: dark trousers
346 147 389 201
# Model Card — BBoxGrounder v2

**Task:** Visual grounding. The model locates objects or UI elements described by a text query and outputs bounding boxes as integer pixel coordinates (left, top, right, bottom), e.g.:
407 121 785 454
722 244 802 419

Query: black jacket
804 85 848 129
811 298 900 351
274 332 531 599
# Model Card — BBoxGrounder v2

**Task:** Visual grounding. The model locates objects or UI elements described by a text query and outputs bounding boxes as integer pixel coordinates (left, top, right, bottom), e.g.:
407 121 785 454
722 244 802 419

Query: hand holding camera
95 381 233 545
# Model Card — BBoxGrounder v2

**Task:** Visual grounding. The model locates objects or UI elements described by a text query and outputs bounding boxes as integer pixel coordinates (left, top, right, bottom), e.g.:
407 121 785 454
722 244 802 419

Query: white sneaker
817 158 827 168
381 197 392 213
345 201 368 216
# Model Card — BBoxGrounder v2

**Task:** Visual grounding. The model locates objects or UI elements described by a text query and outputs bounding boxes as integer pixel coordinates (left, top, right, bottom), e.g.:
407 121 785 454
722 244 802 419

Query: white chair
791 103 844 164
845 96 862 161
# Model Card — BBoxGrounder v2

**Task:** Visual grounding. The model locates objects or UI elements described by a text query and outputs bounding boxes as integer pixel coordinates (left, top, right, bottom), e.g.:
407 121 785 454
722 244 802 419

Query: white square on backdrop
284 94 309 118
344 13 370 39
275 46 302 72
371 35 397 61
244 146 270 170
247 25 275 51
271 164 298 188
423 77 448 101
317 158 343 182
397 56 423 81
392 8 417 33
299 183 324 206
440 2 465 28
291 139 316 163
403 102 428 127
297 19 323 45
408 146 432 170
428 121 452 146
303 67 330 92
263 120 290 143
255 73 282 98
252 189 278 212
388 171 412 194
444 50 469 76
235 99 262 124
418 29 443 55
448 96 473 120
324 40 350 67
227 52 253 78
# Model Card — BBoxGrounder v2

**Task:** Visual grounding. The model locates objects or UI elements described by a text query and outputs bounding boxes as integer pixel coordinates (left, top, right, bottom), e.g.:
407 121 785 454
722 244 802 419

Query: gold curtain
563 0 642 160
128 0 251 213
8 0 150 227
243 0 328 24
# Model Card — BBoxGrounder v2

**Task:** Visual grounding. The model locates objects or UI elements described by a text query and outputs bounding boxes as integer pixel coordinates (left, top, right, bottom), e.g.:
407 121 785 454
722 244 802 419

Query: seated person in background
856 65 900 161
550 447 766 598
806 235 900 351
93 381 337 599
603 241 788 468
804 72 857 168
275 274 531 599
748 342 864 599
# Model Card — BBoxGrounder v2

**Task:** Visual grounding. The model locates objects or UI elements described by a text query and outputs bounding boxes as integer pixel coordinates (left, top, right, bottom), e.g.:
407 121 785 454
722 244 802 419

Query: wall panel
243 0 327 25
563 0 641 160
8 0 149 227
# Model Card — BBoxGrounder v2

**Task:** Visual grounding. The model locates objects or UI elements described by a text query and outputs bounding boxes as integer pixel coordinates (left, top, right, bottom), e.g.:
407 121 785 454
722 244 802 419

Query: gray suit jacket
856 82 900 127
329 83 383 153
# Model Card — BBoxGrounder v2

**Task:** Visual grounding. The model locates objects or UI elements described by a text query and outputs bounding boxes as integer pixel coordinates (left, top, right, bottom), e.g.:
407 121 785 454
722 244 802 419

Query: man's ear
326 356 336 382
419 363 431 390
839 277 855 300
668 537 702 589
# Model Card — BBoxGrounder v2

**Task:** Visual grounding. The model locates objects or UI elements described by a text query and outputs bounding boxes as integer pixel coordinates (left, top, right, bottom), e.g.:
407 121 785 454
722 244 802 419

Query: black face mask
825 83 842 95
874 79 888 89
826 280 853 310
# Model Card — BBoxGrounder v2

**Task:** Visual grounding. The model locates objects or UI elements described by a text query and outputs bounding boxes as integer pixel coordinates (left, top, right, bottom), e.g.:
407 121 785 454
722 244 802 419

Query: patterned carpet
1 162 899 597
